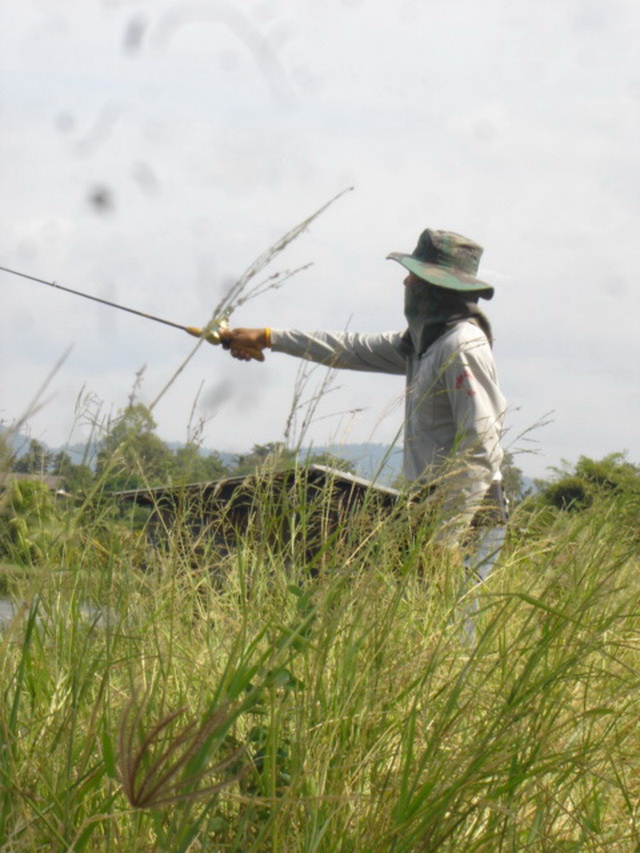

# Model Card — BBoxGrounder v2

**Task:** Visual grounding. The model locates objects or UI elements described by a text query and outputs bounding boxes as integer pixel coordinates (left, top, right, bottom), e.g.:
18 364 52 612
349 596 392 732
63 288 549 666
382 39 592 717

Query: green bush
541 474 592 511
536 453 640 516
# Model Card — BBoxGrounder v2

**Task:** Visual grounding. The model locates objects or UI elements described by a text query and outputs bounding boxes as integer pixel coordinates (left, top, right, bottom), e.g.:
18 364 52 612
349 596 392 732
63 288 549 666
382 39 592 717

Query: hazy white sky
1 0 639 478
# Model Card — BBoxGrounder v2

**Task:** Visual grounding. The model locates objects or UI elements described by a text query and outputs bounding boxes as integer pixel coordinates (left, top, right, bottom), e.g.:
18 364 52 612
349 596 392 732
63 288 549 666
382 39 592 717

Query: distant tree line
3 407 639 514
1 404 355 494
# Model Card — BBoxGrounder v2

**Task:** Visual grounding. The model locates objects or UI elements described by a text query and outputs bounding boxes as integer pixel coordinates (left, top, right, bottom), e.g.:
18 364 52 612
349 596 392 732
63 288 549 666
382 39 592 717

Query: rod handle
185 325 223 345
185 323 265 361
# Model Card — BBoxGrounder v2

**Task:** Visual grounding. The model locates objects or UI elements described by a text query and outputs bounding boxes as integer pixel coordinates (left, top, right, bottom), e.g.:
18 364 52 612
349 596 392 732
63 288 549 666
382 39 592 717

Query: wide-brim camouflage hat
387 229 494 298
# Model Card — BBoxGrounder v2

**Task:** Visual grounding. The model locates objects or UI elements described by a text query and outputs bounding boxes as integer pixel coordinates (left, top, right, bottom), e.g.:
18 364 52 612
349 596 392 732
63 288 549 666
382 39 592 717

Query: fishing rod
0 263 226 340
0 263 263 359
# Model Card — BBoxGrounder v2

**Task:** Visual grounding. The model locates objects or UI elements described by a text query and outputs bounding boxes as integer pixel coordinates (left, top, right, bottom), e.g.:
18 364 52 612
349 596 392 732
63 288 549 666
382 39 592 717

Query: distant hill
303 443 403 485
167 440 403 484
0 427 97 466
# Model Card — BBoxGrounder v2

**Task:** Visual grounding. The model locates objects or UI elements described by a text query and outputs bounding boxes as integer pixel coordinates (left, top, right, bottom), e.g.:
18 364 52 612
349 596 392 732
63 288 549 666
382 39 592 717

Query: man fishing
1 227 507 574
219 228 508 577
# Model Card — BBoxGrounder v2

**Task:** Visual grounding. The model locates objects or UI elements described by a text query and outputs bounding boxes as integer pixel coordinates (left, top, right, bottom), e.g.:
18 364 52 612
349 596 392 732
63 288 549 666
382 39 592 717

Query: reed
1 463 639 851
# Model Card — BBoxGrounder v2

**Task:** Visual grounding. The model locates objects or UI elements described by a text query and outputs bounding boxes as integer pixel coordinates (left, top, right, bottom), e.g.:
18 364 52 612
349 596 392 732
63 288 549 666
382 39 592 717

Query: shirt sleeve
270 329 407 375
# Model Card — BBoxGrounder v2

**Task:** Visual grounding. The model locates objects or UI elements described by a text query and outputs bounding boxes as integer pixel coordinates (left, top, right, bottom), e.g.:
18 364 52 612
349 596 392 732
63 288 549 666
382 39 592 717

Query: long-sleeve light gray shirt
271 323 506 534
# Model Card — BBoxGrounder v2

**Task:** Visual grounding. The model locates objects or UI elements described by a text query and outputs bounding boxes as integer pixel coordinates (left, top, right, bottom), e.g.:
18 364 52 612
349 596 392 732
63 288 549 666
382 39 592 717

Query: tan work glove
218 327 270 362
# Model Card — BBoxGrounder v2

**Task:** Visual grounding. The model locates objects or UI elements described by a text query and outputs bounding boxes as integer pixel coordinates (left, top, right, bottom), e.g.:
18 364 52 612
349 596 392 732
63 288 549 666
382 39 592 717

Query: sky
1 0 639 480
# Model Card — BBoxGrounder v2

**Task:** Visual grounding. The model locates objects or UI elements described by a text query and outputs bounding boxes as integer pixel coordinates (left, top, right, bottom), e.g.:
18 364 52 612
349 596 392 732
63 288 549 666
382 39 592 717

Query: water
0 596 114 629
0 597 17 626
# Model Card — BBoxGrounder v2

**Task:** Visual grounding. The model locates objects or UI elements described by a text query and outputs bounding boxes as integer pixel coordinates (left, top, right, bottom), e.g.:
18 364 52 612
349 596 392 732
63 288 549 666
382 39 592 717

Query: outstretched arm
219 327 408 374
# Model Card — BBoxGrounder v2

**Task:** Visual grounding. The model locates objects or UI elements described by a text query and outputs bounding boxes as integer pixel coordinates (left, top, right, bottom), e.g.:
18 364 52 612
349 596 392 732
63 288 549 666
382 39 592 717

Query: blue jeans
465 524 507 582
461 524 507 642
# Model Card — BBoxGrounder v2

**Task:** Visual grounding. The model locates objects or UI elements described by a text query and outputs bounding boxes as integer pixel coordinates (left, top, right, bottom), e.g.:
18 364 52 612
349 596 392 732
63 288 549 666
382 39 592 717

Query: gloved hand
217 327 269 362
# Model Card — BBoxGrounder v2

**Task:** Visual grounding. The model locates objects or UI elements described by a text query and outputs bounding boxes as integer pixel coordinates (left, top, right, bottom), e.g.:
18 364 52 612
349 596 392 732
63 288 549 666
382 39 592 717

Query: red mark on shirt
455 369 476 397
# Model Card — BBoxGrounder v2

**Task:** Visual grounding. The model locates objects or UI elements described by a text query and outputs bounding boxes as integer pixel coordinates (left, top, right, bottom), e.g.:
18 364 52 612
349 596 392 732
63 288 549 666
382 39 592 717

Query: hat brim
387 252 494 299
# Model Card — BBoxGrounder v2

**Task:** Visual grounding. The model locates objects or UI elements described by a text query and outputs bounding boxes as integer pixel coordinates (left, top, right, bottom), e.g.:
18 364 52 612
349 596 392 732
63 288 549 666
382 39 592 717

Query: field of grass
1 467 639 851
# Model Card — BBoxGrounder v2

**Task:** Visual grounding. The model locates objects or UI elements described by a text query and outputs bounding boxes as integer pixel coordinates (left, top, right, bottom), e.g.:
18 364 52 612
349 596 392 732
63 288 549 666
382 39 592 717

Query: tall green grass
1 469 639 851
